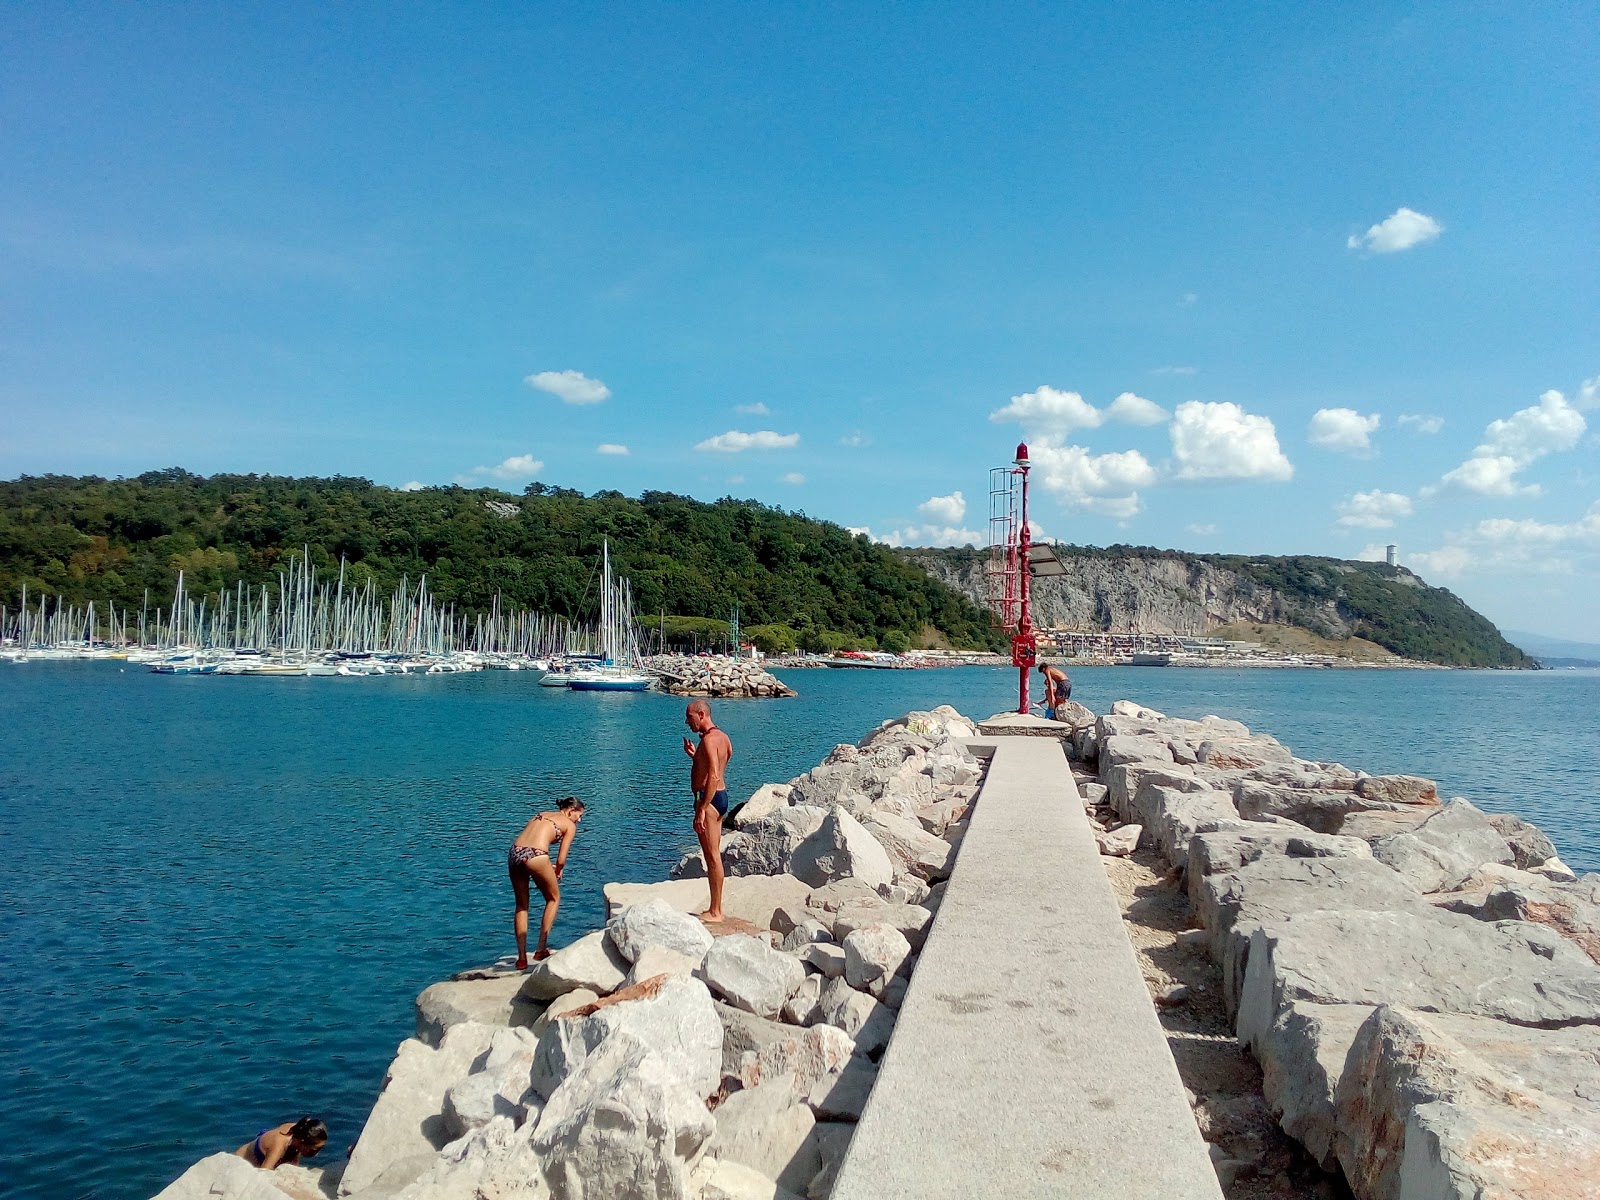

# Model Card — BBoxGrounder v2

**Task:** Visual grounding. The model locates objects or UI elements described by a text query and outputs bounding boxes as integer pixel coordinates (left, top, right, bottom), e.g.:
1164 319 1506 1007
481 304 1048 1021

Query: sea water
2 662 1595 1199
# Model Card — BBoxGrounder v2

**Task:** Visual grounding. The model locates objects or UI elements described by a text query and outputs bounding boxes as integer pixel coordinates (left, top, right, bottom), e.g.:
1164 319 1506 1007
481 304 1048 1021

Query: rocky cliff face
907 551 1354 636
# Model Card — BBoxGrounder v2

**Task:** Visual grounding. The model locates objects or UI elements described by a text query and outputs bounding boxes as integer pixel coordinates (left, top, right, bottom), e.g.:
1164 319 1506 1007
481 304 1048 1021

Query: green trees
0 473 1002 651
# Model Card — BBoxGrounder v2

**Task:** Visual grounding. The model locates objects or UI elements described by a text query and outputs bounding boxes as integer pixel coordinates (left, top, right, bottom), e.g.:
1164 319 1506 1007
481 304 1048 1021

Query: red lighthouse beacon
986 441 1038 715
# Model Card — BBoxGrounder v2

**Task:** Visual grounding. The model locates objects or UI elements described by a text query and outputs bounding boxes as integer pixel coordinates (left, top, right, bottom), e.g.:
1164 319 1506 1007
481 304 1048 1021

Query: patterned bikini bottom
509 844 548 868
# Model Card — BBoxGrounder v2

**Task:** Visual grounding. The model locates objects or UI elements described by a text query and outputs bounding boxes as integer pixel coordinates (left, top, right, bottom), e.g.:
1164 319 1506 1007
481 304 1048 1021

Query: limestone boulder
531 1031 715 1200
1105 761 1203 822
522 930 629 1001
341 1021 498 1196
861 813 955 882
876 876 931 906
416 971 544 1047
390 1114 549 1200
816 977 895 1057
1352 773 1438 806
806 1056 877 1122
1098 734 1174 784
801 943 846 979
606 899 715 966
1235 907 1600 1056
716 1002 795 1079
1253 1001 1374 1169
530 989 599 1038
443 1026 541 1138
1472 873 1600 964
1233 782 1385 835
738 1023 857 1097
153 1154 294 1200
729 783 796 830
708 1074 822 1195
725 806 828 877
829 900 932 951
698 935 807 1019
626 946 701 988
788 809 895 891
783 974 824 1026
841 925 911 996
1486 812 1559 869
604 875 811 934
777 919 833 953
698 1160 806 1200
1334 1006 1600 1200
803 878 882 913
1134 784 1238 869
530 976 723 1103
1095 824 1140 857
1370 799 1514 893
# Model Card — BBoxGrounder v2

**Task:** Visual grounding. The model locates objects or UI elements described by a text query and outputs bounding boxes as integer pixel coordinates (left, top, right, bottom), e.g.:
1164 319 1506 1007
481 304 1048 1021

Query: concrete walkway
830 736 1223 1200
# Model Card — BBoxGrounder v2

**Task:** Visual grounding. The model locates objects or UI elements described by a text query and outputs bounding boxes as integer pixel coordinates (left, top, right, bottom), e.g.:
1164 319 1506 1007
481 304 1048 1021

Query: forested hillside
0 471 999 653
907 545 1533 668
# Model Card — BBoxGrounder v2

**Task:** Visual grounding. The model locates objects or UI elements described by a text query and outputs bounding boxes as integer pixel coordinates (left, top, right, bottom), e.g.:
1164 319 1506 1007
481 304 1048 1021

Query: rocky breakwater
1078 697 1598 1200
651 655 798 699
154 706 982 1200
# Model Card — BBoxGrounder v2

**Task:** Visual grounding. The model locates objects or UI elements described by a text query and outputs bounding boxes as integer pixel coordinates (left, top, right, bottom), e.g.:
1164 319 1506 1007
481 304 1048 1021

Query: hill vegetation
906 544 1534 668
0 471 999 653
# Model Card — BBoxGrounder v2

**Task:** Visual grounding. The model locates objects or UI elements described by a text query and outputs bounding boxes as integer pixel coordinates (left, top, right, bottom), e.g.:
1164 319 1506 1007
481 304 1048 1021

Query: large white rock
860 813 956 882
523 931 629 1000
530 989 600 1038
392 1114 550 1200
1370 799 1515 893
1334 1006 1600 1200
443 1026 542 1138
709 1074 822 1195
806 1057 878 1122
603 876 811 933
828 901 932 950
698 935 807 1019
738 1024 857 1098
531 976 723 1102
416 972 543 1047
716 1003 794 1078
841 925 911 996
531 1031 715 1200
607 899 715 966
782 974 824 1026
698 1159 806 1200
341 1021 498 1196
815 978 895 1057
787 808 894 891
153 1153 294 1200
626 945 702 987
729 783 796 830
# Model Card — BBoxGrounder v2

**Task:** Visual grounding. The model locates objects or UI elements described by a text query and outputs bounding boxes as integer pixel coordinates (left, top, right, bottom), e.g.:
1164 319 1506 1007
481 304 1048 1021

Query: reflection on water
1 662 1595 1198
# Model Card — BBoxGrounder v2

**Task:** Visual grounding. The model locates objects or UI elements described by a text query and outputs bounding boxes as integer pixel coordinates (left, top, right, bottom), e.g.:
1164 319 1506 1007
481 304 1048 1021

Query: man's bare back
683 699 732 922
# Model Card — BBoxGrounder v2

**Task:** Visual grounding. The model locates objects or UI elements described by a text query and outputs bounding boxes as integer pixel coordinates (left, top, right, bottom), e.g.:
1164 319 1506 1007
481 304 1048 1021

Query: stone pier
831 734 1222 1200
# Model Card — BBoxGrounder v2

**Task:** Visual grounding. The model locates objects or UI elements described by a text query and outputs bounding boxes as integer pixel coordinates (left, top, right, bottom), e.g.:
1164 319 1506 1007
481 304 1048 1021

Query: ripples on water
1 662 1595 1198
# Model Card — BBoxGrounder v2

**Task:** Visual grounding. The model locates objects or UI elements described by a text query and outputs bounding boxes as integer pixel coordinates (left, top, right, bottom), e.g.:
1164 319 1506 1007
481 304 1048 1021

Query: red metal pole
1017 445 1032 714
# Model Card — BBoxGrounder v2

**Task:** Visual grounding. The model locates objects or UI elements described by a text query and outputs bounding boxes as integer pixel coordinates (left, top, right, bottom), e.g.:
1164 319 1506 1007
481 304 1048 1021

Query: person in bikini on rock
683 699 732 923
236 1117 327 1170
508 795 586 969
1038 661 1071 719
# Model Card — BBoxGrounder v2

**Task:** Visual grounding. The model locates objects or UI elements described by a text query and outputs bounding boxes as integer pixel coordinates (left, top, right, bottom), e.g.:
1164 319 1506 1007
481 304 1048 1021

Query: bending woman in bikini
509 795 587 969
236 1117 327 1170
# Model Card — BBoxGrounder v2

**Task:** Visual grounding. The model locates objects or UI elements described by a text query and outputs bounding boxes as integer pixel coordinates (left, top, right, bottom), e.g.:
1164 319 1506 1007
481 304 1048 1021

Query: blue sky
2 3 1595 639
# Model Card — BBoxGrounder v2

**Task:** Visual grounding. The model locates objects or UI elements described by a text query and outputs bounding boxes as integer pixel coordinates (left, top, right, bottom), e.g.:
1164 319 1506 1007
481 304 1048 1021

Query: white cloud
990 385 1104 437
596 443 629 456
839 432 866 447
1578 375 1599 412
1153 366 1198 377
726 475 745 485
1309 408 1381 456
1434 389 1587 497
1186 523 1217 536
455 454 544 485
781 472 806 485
1398 414 1445 434
1106 392 1170 426
918 491 966 523
1030 443 1158 519
1336 490 1413 529
845 525 874 539
1410 502 1600 579
1355 544 1394 562
694 430 801 453
881 525 985 548
735 402 769 415
1168 401 1294 483
990 386 1170 438
524 369 610 405
1347 207 1443 254
1180 292 1198 307
399 480 424 492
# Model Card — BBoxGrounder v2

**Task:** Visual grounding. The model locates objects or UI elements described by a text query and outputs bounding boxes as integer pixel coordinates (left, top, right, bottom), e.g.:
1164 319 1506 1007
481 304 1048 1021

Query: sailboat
566 541 653 692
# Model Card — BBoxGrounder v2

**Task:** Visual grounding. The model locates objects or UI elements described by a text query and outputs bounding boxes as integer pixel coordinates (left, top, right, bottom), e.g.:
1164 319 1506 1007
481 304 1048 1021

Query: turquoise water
2 662 1596 1199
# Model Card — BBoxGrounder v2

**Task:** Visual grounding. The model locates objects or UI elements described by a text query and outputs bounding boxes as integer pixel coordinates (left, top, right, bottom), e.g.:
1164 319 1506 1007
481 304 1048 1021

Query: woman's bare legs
509 858 532 969
528 858 560 959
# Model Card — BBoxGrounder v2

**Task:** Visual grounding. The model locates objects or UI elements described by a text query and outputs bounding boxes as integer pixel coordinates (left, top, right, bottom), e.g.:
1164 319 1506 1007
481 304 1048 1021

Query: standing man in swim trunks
683 699 731 923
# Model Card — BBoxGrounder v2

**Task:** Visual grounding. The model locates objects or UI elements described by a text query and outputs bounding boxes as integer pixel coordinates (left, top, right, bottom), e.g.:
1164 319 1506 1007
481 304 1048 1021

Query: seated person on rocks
1038 661 1071 719
509 795 587 968
236 1117 328 1170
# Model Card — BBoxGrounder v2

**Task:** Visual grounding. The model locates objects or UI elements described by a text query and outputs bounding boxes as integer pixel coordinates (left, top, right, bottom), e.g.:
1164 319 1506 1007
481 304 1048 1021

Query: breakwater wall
154 696 1599 1200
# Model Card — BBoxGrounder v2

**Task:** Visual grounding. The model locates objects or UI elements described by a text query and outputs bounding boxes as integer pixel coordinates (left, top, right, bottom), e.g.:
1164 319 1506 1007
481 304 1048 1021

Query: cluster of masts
1 549 596 666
